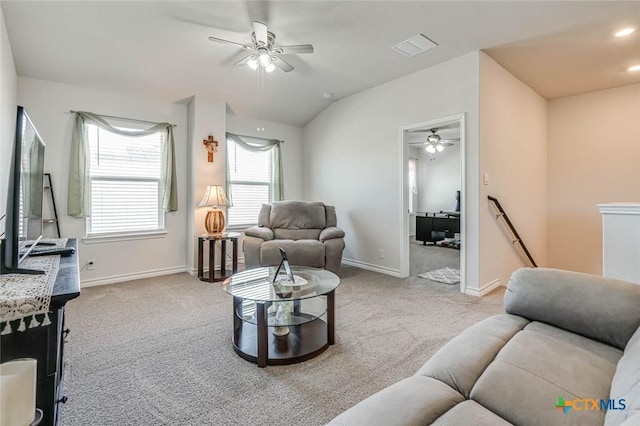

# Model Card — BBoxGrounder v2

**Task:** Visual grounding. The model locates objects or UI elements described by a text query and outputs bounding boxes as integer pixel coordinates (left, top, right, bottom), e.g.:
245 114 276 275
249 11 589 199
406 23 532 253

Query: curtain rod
230 133 284 143
69 110 177 128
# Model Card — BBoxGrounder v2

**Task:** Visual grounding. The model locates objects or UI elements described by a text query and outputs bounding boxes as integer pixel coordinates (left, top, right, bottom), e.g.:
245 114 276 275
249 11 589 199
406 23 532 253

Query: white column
598 203 640 284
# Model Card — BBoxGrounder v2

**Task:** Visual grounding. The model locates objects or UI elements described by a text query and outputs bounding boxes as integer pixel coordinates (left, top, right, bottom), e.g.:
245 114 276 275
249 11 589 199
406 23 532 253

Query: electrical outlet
378 249 384 259
87 259 95 271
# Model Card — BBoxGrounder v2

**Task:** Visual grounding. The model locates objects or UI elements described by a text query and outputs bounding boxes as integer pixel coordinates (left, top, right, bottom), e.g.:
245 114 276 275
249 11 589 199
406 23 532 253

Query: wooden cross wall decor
203 135 218 162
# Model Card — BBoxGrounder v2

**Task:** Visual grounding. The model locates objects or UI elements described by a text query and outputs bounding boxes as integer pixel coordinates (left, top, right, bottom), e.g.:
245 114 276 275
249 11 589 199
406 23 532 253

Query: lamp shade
198 185 229 208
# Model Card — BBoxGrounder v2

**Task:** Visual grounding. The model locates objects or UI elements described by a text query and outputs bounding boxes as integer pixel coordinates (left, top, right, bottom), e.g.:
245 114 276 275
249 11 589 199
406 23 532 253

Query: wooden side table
197 232 239 282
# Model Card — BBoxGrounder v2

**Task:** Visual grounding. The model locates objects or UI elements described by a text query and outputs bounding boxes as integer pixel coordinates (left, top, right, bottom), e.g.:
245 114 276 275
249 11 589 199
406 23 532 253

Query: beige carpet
410 238 460 278
61 266 504 426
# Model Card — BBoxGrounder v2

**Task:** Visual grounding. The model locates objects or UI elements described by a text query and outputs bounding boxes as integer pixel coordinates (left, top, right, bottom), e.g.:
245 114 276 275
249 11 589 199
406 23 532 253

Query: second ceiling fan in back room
410 128 459 153
208 21 314 73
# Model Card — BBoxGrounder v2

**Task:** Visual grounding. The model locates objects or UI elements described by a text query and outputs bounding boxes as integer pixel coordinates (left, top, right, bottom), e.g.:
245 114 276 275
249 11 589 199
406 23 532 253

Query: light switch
483 172 490 185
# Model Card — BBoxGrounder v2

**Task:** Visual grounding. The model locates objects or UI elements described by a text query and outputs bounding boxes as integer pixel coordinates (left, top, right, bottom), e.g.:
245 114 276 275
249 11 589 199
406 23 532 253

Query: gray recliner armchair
243 201 345 275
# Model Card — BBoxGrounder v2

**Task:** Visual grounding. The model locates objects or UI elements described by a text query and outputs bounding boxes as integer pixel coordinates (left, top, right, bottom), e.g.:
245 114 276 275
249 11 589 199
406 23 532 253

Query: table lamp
199 185 229 234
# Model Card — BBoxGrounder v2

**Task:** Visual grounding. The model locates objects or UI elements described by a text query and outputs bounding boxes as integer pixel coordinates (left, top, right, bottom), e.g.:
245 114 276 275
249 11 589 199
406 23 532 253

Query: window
86 124 165 236
226 138 275 228
408 158 417 213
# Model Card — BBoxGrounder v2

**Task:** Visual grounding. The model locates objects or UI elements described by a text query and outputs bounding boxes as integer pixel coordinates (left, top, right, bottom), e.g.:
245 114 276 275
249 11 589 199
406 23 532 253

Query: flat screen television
0 106 46 275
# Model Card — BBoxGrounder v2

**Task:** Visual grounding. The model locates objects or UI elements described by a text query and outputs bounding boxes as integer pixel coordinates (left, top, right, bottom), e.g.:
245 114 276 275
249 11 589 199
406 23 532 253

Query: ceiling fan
208 21 314 73
410 128 459 153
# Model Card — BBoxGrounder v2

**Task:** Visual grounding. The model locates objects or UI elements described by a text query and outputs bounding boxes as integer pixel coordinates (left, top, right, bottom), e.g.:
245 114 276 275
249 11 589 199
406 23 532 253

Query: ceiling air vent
392 34 438 57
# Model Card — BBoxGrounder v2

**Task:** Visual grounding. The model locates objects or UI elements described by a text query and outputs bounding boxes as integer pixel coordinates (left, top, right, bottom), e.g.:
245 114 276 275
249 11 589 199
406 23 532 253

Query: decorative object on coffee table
198 185 229 234
273 302 290 336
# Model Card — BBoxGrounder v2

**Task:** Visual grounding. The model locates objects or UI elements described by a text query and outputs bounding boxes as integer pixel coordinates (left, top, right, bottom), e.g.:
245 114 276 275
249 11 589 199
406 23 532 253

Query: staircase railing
487 196 537 267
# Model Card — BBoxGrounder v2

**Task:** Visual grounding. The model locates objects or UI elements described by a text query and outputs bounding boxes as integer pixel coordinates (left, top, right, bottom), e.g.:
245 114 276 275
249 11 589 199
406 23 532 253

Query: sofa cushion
606 327 640 425
269 201 326 229
415 314 529 398
260 239 325 268
328 376 465 426
432 400 513 425
325 204 338 227
244 226 274 241
273 228 321 241
504 268 640 350
470 324 622 426
319 226 345 242
257 204 271 227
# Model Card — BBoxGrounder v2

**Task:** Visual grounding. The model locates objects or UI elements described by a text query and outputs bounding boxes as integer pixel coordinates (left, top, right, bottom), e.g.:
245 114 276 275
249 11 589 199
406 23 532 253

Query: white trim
341 258 402 277
597 203 640 215
399 113 467 293
81 265 188 287
83 231 167 244
465 278 501 297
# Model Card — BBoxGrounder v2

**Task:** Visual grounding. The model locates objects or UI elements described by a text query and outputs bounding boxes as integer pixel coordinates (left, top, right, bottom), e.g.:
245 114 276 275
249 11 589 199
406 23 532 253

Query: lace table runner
0 238 68 335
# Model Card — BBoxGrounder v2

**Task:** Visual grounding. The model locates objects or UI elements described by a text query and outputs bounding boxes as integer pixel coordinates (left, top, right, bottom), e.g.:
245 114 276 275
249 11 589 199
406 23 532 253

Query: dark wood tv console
1 239 80 426
416 213 460 246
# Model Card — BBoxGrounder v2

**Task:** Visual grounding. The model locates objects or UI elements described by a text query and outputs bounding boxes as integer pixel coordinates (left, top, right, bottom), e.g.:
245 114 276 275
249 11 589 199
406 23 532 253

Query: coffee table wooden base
232 318 330 367
225 269 339 368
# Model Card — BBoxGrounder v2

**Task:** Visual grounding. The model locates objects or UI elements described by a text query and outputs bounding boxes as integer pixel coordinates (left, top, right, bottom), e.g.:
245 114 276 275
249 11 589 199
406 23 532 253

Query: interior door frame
399 113 466 293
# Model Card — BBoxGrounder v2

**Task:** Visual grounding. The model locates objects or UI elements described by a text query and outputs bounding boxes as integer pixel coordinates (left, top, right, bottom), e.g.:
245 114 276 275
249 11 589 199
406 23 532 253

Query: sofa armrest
328 376 464 426
244 226 274 241
504 268 640 350
319 226 345 242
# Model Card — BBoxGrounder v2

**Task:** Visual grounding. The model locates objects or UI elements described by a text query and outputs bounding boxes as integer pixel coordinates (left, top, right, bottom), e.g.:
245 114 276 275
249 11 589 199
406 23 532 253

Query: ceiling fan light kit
424 129 449 153
208 21 314 74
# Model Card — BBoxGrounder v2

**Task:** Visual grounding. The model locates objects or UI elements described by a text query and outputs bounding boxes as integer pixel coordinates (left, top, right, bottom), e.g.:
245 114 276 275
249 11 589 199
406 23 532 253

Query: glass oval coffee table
223 266 340 367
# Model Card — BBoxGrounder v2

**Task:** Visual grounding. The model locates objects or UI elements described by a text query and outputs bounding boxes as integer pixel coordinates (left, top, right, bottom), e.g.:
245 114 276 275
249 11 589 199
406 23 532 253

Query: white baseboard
342 258 402 277
81 266 188 287
465 278 501 297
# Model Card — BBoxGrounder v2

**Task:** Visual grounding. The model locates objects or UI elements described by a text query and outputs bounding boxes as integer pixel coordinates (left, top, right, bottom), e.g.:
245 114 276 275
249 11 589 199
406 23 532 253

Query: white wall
548 83 640 275
416 143 461 213
17 77 189 285
478 52 548 290
303 52 481 290
0 7 17 230
226 114 304 201
187 95 226 273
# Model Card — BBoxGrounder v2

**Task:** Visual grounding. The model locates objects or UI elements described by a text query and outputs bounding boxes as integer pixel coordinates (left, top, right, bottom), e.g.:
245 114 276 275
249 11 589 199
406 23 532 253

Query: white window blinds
226 138 274 227
86 124 164 236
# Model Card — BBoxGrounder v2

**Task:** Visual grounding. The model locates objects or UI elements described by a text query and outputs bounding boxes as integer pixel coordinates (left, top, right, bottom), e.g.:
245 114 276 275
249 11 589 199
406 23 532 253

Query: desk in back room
415 213 460 246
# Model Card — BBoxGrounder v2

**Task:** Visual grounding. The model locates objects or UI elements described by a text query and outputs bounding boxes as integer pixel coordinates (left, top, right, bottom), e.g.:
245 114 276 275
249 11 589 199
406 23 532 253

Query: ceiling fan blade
233 55 253 66
274 57 294 72
441 138 460 143
274 44 314 54
253 21 268 45
208 36 253 50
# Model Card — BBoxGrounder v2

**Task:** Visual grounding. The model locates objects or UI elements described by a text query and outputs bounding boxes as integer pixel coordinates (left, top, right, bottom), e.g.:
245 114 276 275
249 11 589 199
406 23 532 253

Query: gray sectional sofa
329 268 640 425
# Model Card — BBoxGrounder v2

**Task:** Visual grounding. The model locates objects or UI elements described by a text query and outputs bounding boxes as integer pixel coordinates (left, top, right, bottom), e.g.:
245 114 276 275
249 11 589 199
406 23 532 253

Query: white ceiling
2 1 639 127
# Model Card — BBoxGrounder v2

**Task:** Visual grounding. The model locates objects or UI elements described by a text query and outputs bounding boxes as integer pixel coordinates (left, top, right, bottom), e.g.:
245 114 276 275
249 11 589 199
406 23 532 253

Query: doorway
399 114 466 293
